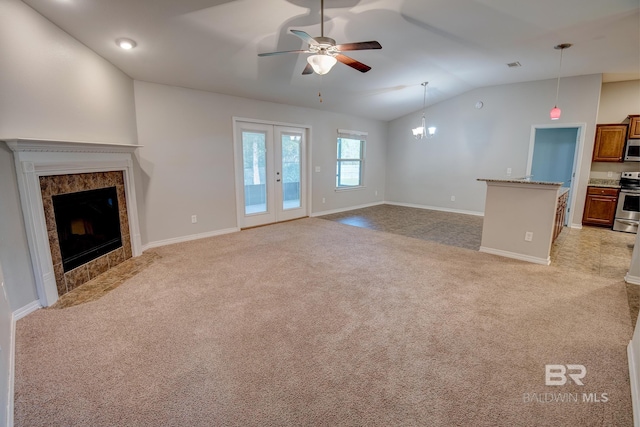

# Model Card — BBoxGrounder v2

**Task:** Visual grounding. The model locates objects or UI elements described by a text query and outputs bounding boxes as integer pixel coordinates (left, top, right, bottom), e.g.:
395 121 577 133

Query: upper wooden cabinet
628 115 640 139
592 124 627 162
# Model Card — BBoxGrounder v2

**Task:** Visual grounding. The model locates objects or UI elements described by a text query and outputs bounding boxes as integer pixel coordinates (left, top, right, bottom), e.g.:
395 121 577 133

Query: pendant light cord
422 82 427 118
554 47 564 106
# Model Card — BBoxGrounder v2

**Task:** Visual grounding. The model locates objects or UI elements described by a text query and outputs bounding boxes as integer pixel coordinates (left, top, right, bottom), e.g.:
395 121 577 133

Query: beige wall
597 80 640 124
590 80 640 179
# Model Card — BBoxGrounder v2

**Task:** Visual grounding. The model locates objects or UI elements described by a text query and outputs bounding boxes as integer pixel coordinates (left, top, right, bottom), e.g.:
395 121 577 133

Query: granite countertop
588 178 621 189
477 178 563 186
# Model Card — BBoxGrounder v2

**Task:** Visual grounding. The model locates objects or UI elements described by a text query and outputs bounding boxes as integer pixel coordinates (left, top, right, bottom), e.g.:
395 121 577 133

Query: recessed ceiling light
507 61 521 68
115 38 137 50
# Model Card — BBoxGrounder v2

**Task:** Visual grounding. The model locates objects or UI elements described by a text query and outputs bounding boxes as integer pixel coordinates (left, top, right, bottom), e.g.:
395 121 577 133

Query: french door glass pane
282 134 301 210
242 131 267 214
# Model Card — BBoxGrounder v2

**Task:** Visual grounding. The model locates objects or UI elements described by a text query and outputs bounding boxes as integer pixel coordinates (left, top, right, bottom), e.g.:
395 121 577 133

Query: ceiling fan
258 0 382 75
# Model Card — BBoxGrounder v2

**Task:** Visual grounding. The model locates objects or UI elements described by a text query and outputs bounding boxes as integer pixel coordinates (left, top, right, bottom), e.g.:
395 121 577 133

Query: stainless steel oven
613 172 640 233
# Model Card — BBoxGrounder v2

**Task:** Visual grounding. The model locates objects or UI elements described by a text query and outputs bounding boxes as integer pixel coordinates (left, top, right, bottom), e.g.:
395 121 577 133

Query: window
336 129 366 188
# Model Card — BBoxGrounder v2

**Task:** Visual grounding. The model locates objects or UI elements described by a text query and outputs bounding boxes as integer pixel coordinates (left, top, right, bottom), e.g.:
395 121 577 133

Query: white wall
0 264 13 427
0 0 138 310
133 81 387 246
386 74 602 226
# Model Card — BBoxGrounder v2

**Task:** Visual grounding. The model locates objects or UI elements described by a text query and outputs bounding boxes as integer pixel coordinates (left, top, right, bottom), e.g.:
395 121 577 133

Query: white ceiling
22 0 640 121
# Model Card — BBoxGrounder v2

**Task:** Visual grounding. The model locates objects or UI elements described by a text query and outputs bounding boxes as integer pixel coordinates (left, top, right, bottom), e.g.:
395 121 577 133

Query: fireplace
40 171 133 297
53 187 122 272
5 138 143 307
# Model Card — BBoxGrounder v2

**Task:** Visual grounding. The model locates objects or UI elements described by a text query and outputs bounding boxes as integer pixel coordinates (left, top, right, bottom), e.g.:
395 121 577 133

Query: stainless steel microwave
626 140 640 162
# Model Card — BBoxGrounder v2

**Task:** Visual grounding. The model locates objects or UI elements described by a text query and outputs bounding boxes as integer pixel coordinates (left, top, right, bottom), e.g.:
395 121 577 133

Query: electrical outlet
450 195 455 202
191 215 197 224
524 231 533 242
507 168 512 176
607 171 613 178
375 190 378 196
322 197 326 204
315 166 321 173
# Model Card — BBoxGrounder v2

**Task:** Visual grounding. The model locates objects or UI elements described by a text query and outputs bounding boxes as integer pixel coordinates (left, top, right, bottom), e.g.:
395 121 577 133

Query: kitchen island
477 178 569 265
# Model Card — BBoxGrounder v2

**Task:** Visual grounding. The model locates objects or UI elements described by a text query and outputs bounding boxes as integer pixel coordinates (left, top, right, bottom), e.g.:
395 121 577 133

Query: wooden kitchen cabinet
628 115 640 139
592 124 627 162
552 190 569 241
553 190 569 242
582 186 619 227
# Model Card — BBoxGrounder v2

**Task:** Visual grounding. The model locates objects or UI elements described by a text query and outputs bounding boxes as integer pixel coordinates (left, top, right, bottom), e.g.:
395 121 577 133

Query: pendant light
550 43 572 120
412 82 436 139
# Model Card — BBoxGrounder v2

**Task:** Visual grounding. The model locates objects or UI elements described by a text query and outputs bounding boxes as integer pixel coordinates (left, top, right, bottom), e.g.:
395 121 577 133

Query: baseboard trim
13 301 41 321
311 201 384 217
570 223 583 229
142 227 240 252
385 201 485 217
628 341 640 427
479 246 551 265
626 274 640 286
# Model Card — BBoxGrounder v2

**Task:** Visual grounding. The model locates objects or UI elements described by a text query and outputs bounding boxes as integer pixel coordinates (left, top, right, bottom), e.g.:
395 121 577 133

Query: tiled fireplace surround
40 172 133 297
6 139 142 307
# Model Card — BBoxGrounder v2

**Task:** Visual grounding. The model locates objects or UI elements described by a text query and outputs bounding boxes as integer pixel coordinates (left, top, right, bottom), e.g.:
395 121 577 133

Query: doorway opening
526 123 586 228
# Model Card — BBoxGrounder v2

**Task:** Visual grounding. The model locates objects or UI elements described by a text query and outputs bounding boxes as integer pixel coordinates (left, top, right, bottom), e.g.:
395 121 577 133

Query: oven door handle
616 219 639 226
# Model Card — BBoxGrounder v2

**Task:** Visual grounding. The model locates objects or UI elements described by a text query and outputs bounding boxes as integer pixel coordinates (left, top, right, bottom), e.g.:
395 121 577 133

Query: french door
234 121 307 228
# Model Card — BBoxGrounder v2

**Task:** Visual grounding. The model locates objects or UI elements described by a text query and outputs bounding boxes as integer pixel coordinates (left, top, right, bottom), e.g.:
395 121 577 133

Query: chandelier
412 82 436 139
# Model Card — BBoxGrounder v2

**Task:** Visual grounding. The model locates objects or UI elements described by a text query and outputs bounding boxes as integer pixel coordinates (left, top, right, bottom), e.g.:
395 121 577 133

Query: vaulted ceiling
22 0 640 121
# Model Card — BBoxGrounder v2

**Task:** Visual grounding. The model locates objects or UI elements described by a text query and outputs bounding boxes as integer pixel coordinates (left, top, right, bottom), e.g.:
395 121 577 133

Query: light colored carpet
14 218 633 426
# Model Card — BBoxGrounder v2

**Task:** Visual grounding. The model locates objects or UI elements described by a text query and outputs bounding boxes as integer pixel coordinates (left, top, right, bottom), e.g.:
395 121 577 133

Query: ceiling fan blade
335 54 372 73
258 49 308 57
290 29 319 46
335 41 382 51
302 63 314 75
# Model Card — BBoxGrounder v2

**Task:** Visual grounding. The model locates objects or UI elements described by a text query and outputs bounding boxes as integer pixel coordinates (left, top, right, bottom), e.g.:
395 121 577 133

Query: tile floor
320 204 639 325
51 250 161 309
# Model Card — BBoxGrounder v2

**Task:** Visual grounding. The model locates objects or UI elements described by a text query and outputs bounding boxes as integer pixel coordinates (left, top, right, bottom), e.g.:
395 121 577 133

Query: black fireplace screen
52 186 122 272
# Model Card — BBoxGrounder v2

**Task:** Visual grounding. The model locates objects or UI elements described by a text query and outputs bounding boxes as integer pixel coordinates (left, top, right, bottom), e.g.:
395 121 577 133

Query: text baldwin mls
523 364 609 404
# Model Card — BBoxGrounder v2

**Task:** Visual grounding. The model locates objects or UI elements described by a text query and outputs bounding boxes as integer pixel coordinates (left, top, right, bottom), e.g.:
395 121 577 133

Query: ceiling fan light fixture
307 54 337 75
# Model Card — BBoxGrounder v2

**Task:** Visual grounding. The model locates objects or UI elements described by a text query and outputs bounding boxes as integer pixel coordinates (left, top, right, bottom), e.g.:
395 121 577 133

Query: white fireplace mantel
4 138 143 307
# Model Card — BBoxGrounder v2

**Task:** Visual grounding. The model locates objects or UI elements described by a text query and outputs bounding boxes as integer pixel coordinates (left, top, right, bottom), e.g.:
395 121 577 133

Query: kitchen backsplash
589 171 622 181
